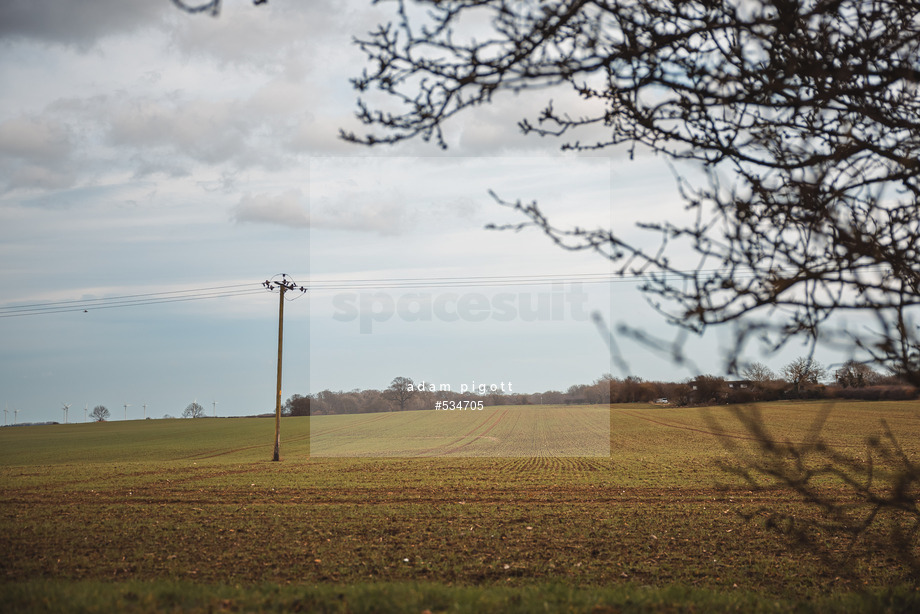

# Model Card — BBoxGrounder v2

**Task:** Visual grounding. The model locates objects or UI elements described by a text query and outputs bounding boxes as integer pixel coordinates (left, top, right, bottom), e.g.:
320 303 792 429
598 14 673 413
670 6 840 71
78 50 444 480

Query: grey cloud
0 116 71 162
2 82 315 195
7 165 76 191
129 157 193 180
233 187 410 235
168 1 341 68
0 0 572 201
103 68 339 172
0 115 76 192
311 190 409 236
0 0 166 48
284 115 357 155
108 98 251 165
233 190 309 227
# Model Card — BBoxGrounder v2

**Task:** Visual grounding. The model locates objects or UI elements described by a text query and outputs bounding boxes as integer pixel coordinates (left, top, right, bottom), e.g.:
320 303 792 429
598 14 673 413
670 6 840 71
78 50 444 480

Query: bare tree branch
345 0 920 383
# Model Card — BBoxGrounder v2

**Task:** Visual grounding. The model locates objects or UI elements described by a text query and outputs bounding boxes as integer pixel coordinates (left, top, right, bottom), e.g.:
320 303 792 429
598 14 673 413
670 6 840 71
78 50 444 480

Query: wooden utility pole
273 282 286 461
263 274 306 462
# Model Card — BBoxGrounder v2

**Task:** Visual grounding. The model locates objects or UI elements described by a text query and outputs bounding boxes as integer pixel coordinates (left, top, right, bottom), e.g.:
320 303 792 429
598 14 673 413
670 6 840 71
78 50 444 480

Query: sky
0 0 837 424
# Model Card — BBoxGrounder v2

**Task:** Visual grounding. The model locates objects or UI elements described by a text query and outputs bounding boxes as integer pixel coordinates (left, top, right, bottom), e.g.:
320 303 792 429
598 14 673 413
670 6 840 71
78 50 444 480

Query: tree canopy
782 357 826 396
183 401 205 419
343 0 920 383
90 405 109 422
283 394 311 416
383 376 416 411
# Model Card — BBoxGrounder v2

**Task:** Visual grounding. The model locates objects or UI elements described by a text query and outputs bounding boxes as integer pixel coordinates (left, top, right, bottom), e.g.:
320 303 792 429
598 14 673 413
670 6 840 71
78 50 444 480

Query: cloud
1 82 319 195
233 190 309 228
232 186 414 235
167 1 342 68
6 165 76 192
311 194 408 235
0 116 71 162
108 97 253 165
0 0 166 49
0 0 603 205
0 115 76 192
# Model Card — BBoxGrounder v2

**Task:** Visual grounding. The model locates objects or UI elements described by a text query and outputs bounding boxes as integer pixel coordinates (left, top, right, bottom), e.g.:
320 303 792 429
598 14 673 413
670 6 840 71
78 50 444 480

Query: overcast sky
0 1 830 424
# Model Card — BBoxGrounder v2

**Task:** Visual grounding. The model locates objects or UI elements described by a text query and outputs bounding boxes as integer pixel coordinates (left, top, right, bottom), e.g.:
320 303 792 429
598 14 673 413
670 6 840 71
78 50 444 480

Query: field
1 401 919 612
310 404 609 456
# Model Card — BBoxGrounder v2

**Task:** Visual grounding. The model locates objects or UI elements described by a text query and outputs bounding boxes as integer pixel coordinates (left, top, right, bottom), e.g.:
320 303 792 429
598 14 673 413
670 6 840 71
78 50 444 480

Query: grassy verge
2 580 918 614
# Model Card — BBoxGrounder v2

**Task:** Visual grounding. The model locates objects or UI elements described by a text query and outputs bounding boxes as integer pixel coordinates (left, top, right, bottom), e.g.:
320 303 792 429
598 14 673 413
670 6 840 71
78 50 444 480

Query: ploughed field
1 401 918 611
309 404 610 456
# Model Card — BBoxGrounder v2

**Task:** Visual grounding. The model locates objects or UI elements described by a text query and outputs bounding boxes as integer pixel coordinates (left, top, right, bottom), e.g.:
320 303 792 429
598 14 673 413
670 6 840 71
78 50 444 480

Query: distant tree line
284 361 918 417
80 402 214 421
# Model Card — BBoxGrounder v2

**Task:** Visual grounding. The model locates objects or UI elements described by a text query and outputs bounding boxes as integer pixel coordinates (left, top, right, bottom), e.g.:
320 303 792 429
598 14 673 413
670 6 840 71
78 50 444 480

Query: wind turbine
3 405 7 426
62 403 72 424
14 408 19 424
143 403 147 420
84 404 88 422
123 403 131 421
212 400 218 418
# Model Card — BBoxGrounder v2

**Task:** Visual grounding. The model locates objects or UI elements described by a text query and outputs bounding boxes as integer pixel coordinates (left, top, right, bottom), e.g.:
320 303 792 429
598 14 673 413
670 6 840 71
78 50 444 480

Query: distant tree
834 360 880 389
690 375 726 405
782 358 826 397
310 390 338 415
182 401 205 419
586 374 613 404
383 376 415 412
90 405 109 422
620 376 644 403
664 382 692 407
565 384 588 404
738 362 782 401
741 363 775 385
282 394 311 416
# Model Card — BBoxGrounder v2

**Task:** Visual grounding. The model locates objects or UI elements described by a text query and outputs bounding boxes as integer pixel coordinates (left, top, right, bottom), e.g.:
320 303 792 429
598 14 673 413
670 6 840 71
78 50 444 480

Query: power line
2 282 258 310
0 265 895 318
0 273 619 317
303 266 895 292
0 284 263 318
306 272 621 292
